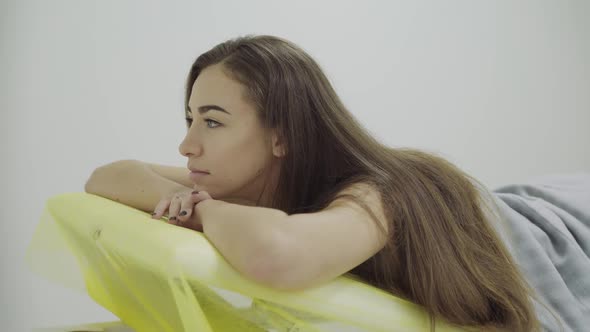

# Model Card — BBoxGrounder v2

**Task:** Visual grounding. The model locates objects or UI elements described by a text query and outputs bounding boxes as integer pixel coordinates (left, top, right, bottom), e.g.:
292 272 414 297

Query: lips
188 167 209 174
189 169 209 182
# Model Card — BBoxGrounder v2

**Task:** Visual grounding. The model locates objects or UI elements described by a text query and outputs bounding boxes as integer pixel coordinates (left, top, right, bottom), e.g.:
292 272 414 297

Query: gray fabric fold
489 172 590 331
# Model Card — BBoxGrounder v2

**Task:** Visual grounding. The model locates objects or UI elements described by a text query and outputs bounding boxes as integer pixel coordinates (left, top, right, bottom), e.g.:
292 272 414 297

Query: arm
196 182 389 291
85 160 287 284
276 182 389 290
85 160 191 213
196 199 290 285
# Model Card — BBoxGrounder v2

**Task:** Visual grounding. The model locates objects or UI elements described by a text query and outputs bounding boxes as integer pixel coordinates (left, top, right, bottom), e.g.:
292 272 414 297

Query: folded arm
84 160 192 213
86 160 389 291
197 182 389 291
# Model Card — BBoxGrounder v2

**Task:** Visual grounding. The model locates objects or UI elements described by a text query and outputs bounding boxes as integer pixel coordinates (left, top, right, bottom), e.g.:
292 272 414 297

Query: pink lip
188 167 209 173
189 171 209 181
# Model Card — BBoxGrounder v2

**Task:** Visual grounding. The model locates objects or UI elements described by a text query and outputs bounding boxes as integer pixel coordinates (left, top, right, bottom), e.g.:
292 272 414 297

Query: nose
178 131 203 157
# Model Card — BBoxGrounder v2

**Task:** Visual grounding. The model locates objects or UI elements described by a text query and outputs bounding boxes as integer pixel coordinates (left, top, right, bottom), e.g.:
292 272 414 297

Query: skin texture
178 64 285 207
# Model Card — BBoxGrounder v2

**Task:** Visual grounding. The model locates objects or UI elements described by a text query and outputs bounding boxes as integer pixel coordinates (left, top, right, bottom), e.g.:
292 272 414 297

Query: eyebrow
186 105 231 115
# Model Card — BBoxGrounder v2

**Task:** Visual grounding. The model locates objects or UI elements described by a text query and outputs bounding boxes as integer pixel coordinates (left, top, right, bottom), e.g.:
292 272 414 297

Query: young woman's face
179 64 283 205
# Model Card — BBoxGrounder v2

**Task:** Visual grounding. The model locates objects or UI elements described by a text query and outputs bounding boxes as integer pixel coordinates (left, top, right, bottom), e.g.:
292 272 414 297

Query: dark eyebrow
186 104 231 115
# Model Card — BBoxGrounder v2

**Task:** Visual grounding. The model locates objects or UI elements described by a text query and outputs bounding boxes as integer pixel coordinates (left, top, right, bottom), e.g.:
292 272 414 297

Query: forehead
188 64 253 115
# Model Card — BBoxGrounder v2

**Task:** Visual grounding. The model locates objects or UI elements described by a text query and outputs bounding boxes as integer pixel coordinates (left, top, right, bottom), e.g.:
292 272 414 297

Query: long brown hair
185 35 543 331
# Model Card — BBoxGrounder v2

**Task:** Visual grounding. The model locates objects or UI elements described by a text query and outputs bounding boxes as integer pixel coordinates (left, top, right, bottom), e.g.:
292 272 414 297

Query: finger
168 195 182 224
191 191 212 207
196 191 212 201
152 198 171 220
177 193 199 224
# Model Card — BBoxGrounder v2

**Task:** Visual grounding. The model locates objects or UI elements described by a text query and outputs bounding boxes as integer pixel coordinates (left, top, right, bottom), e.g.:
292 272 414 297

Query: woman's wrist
195 196 218 209
195 198 224 234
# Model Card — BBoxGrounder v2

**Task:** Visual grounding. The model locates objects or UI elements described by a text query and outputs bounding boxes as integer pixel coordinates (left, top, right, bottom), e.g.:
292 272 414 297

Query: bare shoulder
326 181 390 234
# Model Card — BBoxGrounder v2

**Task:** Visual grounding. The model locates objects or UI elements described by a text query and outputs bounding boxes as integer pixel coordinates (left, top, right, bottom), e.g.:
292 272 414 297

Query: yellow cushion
26 193 467 332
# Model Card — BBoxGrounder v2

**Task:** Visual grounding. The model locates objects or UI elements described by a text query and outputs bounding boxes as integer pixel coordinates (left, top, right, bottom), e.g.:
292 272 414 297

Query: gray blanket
490 172 590 331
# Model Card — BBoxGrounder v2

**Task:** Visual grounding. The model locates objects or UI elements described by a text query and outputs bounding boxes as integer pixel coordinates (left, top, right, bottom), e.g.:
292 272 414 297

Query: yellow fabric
26 193 469 332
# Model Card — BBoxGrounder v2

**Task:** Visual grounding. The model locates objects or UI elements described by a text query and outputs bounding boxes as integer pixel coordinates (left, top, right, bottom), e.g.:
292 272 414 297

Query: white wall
2 0 589 330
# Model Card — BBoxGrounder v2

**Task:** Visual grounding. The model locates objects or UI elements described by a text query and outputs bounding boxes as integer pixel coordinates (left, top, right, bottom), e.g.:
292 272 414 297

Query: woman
85 35 583 331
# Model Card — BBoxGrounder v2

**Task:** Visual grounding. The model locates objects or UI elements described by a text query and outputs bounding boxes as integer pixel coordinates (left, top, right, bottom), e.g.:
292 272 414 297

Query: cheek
208 124 272 180
227 143 267 173
221 136 269 175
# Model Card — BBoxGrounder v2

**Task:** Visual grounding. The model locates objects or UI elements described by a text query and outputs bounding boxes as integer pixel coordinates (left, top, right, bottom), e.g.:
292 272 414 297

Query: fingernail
179 211 187 216
191 191 200 195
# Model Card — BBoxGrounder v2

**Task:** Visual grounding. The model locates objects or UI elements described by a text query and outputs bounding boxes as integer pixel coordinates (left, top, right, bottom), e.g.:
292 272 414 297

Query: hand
151 189 213 232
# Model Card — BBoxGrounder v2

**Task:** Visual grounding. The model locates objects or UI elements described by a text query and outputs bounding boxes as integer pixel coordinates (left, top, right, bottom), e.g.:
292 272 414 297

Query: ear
271 130 287 158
